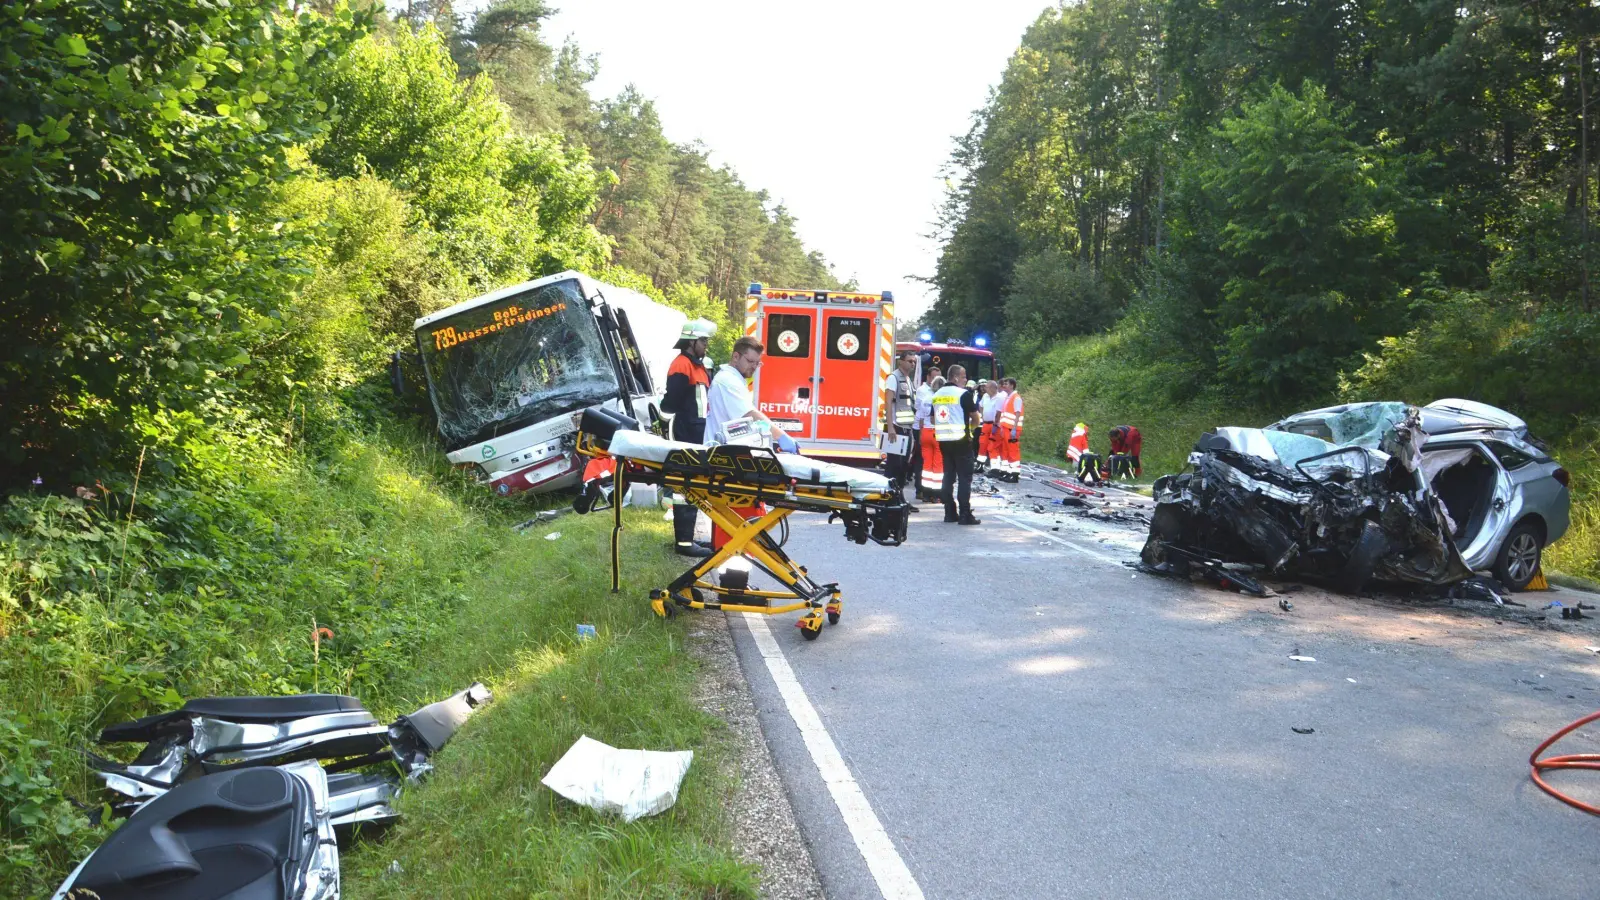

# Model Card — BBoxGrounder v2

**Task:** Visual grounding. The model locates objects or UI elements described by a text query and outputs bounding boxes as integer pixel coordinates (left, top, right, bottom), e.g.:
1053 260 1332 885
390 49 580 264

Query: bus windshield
417 279 618 451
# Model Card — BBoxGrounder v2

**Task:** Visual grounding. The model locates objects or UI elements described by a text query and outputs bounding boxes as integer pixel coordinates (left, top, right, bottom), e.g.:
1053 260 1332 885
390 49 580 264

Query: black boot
672 504 708 556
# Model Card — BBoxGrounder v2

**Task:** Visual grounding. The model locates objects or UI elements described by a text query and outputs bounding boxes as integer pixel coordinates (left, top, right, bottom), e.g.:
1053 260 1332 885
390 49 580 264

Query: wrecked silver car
1142 401 1571 594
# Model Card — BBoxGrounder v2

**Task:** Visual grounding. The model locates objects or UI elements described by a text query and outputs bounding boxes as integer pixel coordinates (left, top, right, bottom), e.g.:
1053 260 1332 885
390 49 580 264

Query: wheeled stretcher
575 408 908 639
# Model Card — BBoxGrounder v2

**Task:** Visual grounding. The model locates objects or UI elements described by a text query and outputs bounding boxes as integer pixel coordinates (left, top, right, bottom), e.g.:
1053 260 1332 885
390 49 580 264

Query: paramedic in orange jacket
994 377 1025 482
916 374 946 501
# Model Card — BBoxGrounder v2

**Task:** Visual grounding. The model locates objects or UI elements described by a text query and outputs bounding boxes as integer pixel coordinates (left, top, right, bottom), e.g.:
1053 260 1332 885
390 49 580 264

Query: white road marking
995 514 1127 565
740 613 925 900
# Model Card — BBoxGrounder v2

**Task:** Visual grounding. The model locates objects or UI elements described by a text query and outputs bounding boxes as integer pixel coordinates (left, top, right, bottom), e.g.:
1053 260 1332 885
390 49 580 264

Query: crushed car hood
1144 406 1475 591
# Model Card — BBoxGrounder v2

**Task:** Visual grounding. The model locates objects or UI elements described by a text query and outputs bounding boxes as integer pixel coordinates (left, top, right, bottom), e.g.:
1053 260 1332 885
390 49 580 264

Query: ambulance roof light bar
747 284 893 305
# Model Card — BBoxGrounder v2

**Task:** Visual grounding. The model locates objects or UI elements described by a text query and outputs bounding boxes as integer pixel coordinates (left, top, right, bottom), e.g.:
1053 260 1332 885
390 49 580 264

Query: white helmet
678 318 718 342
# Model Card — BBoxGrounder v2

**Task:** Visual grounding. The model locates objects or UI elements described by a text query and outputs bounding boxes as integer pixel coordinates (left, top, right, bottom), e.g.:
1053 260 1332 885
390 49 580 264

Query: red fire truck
898 335 1003 386
743 283 897 462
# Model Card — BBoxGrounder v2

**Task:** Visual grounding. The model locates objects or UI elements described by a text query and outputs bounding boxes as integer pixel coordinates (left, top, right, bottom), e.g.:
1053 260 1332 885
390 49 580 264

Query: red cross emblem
778 330 800 353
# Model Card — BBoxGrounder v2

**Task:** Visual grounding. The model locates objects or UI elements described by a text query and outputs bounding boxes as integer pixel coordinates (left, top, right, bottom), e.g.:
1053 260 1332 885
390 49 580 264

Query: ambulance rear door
754 304 817 439
813 308 879 445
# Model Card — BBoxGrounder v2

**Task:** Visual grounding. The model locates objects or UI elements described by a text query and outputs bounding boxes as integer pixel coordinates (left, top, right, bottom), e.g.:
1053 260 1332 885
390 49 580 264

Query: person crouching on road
882 350 918 509
995 377 1025 482
932 365 982 525
660 318 718 557
916 374 946 502
1108 425 1143 479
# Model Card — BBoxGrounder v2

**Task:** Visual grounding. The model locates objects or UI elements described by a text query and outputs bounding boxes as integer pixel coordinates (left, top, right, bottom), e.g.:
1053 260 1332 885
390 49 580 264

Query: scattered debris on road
1292 726 1316 735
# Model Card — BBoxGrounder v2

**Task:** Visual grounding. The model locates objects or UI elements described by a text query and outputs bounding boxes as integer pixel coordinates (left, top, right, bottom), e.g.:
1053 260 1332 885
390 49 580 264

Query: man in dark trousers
930 364 982 525
882 350 918 508
661 318 718 556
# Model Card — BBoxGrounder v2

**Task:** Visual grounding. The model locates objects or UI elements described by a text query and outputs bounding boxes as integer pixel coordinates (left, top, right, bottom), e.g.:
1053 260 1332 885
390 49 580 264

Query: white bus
410 271 685 496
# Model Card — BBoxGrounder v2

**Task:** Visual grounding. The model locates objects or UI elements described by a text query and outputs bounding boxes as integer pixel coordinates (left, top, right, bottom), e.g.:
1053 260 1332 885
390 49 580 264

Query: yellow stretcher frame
576 430 904 640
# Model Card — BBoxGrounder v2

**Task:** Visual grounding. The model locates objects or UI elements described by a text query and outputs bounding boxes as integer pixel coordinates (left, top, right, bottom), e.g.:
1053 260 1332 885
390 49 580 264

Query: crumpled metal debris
1143 406 1478 595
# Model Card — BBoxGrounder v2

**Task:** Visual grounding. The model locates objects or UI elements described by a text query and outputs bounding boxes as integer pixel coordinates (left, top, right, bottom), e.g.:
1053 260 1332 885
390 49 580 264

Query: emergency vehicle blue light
748 282 762 294
918 330 933 343
974 336 988 348
883 291 894 302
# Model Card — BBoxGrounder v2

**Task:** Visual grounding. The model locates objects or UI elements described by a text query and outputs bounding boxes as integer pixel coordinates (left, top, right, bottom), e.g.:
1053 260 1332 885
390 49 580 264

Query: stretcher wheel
825 600 842 626
797 614 824 640
827 612 840 625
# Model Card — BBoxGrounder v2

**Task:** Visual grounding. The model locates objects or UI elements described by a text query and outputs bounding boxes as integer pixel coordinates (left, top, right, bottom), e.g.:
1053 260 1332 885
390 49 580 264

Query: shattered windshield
418 279 618 451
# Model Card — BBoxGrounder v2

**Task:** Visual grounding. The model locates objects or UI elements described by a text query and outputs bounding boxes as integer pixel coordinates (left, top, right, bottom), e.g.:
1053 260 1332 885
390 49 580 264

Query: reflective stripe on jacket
886 370 915 426
663 352 711 422
998 391 1025 432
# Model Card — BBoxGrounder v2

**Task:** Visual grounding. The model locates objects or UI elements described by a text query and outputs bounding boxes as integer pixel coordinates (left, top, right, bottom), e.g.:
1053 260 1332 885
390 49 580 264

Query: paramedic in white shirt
705 335 798 453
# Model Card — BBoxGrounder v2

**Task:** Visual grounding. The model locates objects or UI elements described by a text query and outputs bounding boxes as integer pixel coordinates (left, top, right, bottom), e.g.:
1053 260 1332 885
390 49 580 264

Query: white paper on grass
541 735 694 823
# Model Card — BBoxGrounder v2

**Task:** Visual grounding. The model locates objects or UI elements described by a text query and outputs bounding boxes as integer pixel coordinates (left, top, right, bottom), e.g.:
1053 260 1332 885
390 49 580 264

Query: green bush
311 24 609 285
1002 249 1117 369
0 0 371 486
1343 293 1600 439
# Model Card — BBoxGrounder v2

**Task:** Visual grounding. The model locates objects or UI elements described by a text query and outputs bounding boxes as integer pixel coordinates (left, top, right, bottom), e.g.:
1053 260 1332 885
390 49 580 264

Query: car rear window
1486 442 1536 470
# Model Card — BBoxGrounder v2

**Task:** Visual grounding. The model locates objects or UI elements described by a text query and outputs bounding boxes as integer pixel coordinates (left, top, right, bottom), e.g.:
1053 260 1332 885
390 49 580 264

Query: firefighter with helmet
661 317 718 557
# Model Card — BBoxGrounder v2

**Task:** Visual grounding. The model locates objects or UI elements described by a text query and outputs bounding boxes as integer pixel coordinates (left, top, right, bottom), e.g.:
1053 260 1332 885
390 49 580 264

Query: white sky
537 0 1051 320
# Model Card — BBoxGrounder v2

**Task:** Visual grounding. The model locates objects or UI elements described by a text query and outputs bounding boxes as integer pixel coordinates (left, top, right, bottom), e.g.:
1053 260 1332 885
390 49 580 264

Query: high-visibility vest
888 371 915 426
998 391 1025 432
931 386 968 442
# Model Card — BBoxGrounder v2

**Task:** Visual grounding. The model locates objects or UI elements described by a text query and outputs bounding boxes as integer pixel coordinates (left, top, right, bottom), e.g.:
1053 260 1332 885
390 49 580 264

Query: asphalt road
727 476 1600 900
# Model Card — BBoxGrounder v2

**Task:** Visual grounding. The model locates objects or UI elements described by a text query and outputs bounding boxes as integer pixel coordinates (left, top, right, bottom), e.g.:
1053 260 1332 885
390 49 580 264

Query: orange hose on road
1529 710 1600 815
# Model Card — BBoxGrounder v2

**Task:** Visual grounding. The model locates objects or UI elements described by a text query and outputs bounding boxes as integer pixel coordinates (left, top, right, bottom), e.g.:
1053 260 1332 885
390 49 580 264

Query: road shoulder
690 610 827 900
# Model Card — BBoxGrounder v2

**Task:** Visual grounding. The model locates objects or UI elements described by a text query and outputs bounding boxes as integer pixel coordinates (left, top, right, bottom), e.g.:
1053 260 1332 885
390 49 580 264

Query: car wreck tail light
1553 467 1570 488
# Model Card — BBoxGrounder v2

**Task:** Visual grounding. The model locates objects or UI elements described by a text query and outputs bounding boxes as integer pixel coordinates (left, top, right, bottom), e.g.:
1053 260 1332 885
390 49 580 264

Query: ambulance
743 283 897 462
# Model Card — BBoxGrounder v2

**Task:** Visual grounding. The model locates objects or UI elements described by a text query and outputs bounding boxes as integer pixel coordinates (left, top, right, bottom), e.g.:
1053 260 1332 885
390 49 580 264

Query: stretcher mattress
608 432 891 497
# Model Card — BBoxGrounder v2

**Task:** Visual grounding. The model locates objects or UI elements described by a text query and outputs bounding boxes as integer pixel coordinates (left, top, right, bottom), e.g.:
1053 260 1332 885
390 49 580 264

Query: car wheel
1493 522 1544 592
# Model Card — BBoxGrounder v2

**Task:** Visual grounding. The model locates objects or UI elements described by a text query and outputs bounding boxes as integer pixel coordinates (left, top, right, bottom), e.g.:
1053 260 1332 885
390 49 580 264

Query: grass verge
0 417 754 899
